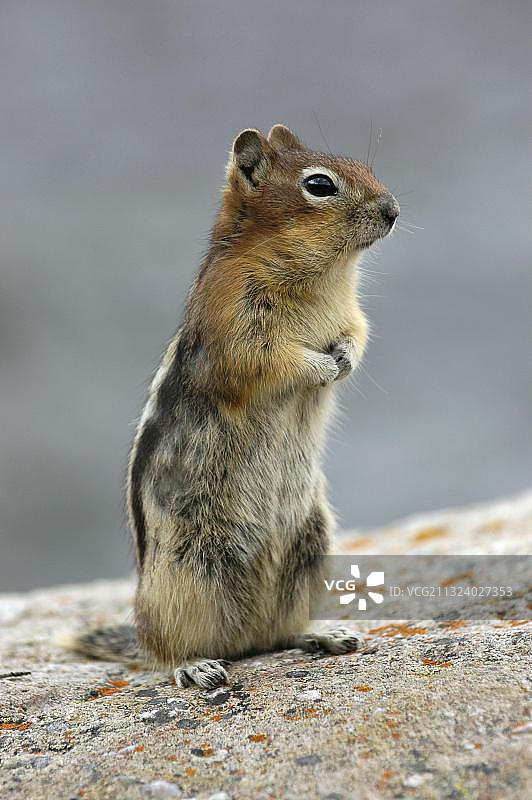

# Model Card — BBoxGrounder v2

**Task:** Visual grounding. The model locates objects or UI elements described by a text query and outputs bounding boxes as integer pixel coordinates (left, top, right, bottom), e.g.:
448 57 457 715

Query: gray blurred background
1 0 531 591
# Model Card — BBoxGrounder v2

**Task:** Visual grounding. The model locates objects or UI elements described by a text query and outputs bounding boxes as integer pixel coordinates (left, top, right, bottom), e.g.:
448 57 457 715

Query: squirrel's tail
61 624 145 665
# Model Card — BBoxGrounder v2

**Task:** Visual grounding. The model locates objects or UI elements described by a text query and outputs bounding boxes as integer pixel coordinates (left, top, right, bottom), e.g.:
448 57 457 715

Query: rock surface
1 492 531 800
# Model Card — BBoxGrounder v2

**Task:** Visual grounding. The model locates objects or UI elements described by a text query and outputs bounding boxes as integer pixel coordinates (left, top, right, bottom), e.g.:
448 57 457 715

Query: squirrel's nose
378 194 400 226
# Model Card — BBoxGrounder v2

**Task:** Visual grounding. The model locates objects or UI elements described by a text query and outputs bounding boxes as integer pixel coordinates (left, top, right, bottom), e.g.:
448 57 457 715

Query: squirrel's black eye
303 173 338 198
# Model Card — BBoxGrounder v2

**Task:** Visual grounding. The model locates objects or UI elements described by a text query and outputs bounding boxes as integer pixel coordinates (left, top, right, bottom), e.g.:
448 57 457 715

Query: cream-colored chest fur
290 254 363 351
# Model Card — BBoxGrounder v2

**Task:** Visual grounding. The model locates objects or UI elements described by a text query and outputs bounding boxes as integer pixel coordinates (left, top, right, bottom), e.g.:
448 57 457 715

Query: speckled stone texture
1 492 531 800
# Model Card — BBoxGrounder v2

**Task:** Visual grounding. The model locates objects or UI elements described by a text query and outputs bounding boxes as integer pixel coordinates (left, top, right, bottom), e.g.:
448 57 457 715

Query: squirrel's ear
267 124 304 151
229 129 272 190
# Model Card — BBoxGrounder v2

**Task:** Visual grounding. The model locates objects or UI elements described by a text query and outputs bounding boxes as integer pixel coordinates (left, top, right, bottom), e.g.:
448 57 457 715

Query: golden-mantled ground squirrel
70 124 399 688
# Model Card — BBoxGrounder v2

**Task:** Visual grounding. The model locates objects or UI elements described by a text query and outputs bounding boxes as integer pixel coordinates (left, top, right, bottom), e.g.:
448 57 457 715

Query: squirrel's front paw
315 354 340 387
301 348 339 387
330 338 358 381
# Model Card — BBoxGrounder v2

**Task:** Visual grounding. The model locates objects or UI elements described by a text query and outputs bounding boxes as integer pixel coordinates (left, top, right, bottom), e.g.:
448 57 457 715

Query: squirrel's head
218 124 399 281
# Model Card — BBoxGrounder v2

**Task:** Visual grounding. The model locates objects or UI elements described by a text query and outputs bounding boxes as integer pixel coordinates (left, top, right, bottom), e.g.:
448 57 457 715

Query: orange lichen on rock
439 620 466 629
249 733 268 742
87 680 129 700
344 537 374 551
441 572 474 587
94 687 121 697
494 620 529 629
86 679 129 699
185 767 196 777
376 770 394 791
413 525 448 543
423 658 452 667
477 519 504 533
354 684 373 692
368 624 428 638
0 722 31 730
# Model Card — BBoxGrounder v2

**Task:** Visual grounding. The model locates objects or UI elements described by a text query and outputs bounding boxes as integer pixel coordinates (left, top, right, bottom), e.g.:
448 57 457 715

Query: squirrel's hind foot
329 337 360 381
292 626 363 655
174 659 230 689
